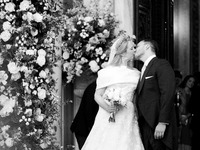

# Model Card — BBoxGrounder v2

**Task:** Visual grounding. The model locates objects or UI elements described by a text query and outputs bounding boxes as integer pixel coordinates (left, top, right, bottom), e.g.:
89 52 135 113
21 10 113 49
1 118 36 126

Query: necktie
140 65 146 80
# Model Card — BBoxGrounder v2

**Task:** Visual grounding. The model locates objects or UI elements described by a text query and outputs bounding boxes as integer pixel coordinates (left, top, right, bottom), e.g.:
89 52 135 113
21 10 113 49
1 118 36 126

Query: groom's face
134 41 145 60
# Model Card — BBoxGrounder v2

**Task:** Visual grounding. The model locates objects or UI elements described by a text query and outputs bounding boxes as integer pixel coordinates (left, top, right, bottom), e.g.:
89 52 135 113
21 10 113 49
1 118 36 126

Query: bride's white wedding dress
81 66 144 150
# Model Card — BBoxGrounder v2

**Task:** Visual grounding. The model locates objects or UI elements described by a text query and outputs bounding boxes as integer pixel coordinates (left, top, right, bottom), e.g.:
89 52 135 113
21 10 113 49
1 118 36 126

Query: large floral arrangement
62 0 119 83
0 0 62 149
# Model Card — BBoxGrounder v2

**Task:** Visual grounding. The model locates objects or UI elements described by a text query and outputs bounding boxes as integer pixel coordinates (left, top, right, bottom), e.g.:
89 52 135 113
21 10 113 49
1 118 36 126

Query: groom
134 39 178 150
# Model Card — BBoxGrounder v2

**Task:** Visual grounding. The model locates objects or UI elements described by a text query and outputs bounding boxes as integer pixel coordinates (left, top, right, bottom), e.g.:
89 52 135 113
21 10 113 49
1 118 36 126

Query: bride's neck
121 57 129 66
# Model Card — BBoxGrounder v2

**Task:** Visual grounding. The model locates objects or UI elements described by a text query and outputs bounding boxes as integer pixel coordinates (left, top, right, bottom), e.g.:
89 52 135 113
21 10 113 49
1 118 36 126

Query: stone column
52 34 63 148
174 0 190 77
113 0 134 35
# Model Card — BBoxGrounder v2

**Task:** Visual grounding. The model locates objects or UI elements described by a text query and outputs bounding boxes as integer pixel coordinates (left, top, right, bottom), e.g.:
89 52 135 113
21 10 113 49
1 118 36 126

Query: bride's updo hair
108 34 134 67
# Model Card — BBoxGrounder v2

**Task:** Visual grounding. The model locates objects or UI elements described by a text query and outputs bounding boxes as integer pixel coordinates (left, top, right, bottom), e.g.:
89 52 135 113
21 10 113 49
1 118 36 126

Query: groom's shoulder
154 57 170 64
154 58 173 70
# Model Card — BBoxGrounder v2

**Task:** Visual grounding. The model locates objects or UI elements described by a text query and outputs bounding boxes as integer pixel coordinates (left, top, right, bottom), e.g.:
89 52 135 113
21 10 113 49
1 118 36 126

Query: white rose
24 100 32 107
1 125 10 132
11 72 21 81
5 138 14 147
63 62 70 72
5 2 15 12
62 51 69 60
0 99 16 117
0 94 9 106
113 88 121 101
0 30 11 42
0 10 5 19
29 84 35 89
3 21 12 31
32 90 37 95
39 70 47 78
7 62 20 74
33 13 43 22
6 44 12 49
0 86 5 92
36 56 46 67
103 29 110 38
35 114 45 122
0 140 4 146
38 49 46 56
2 132 9 139
120 97 127 106
80 57 88 63
35 108 41 115
22 13 27 20
84 16 93 22
48 127 56 135
75 69 83 76
37 88 46 99
26 49 35 55
20 66 28 72
31 28 38 36
40 141 48 149
98 19 105 27
37 129 43 134
19 0 31 11
26 12 33 22
0 71 8 85
106 89 114 100
24 108 32 117
89 60 100 72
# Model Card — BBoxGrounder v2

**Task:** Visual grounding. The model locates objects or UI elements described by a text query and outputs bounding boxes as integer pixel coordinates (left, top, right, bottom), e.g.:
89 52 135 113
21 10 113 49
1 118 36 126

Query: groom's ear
144 44 150 50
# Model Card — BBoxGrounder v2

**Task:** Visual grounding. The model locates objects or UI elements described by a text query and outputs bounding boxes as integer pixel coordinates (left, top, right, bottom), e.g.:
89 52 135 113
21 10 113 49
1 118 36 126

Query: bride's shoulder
98 66 140 74
129 67 140 73
97 66 114 75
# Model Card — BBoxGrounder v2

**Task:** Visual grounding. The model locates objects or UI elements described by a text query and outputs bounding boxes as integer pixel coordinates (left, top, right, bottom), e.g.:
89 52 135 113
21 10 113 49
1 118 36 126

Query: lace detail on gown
81 82 144 150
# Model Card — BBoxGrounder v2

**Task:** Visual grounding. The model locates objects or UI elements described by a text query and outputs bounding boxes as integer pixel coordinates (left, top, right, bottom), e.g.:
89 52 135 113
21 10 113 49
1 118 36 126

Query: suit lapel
138 57 157 94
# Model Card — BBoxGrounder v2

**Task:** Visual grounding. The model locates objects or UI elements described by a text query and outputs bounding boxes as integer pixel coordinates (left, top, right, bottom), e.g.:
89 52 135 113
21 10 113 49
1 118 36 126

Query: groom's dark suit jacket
136 57 178 150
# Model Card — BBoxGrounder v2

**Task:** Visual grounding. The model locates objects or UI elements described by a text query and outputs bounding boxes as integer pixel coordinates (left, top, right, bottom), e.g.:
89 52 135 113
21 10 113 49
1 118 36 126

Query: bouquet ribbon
109 112 116 122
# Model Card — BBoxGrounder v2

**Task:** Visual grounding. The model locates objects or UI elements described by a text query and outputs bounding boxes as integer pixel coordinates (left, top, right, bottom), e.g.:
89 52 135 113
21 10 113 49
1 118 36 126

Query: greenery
0 0 63 149
61 0 119 83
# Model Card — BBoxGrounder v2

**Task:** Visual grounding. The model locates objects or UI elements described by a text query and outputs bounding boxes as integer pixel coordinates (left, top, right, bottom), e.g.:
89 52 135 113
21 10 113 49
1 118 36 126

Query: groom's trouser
138 116 170 150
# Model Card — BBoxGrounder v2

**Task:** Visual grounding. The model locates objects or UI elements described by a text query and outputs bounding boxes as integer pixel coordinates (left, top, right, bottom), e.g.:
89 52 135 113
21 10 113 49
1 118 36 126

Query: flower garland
0 0 63 149
62 0 119 83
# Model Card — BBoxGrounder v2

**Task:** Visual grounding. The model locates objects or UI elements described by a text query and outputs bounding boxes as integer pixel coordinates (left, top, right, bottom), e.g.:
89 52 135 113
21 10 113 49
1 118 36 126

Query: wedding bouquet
103 87 127 122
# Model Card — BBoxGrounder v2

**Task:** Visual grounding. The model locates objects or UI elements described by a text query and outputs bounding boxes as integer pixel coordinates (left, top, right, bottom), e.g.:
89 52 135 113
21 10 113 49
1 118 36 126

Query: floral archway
0 0 63 149
0 0 119 149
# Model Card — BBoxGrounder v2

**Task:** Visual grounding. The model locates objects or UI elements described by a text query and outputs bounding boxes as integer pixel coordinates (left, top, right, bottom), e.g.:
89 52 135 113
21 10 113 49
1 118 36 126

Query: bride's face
126 41 135 60
134 41 145 60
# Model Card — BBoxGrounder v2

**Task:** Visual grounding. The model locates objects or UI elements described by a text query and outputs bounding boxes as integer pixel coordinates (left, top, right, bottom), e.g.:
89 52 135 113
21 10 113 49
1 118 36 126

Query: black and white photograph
0 0 199 150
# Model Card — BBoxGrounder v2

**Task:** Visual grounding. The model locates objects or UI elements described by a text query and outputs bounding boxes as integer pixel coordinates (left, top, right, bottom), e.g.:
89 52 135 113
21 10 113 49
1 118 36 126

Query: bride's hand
106 104 118 113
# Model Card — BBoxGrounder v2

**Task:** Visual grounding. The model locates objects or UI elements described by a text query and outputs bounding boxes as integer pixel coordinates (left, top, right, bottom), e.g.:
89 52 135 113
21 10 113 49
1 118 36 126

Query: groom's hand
154 123 167 139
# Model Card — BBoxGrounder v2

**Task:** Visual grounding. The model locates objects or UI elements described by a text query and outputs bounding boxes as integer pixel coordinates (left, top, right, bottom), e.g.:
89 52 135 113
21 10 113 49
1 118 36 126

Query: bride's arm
94 88 117 113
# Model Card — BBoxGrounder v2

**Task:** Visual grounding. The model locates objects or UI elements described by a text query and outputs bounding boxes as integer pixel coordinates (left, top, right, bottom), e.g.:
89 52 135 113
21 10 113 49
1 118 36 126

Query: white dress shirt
140 55 156 79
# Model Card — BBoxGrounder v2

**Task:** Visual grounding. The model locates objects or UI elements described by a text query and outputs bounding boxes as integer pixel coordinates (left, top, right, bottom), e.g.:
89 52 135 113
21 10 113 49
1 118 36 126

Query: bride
81 33 144 150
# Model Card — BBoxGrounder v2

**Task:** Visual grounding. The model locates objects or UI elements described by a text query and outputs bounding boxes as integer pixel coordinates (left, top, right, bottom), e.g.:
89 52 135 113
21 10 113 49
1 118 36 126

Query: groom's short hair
142 39 159 54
